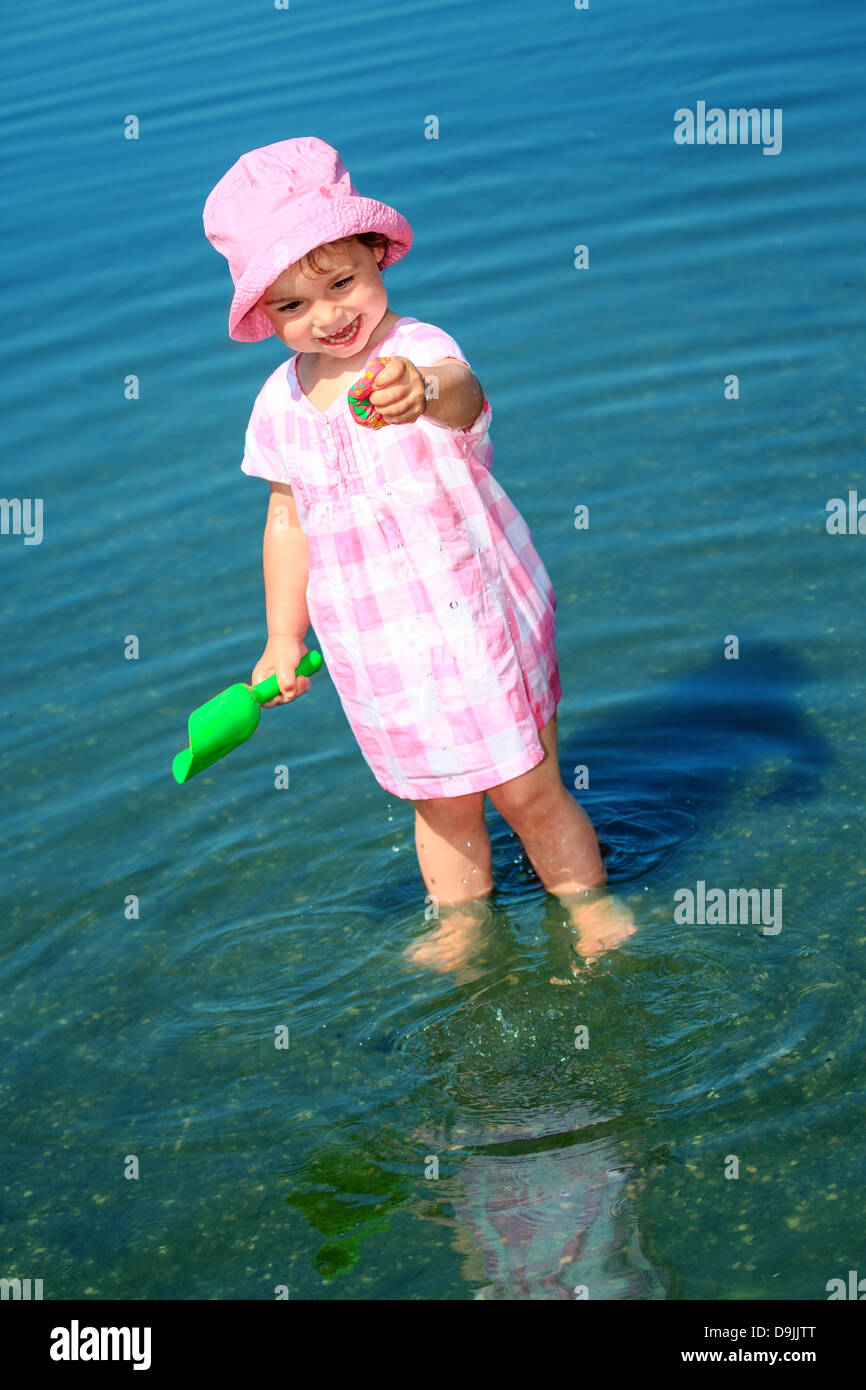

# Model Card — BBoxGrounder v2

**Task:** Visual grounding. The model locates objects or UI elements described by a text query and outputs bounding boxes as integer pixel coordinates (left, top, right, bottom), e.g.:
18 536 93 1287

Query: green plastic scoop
172 650 323 783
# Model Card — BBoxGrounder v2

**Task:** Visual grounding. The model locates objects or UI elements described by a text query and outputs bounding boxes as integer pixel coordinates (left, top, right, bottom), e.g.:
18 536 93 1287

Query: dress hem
374 692 560 801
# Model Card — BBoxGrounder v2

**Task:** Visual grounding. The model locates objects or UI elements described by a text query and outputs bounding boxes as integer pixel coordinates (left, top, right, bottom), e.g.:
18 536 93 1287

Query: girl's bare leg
403 791 494 972
486 710 636 964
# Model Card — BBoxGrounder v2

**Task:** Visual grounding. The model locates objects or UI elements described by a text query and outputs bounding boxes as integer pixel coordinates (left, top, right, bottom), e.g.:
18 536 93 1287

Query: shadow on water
288 642 830 1297
568 640 830 887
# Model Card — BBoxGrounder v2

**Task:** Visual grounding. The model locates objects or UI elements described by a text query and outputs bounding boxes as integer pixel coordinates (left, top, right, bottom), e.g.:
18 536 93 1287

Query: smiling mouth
318 316 361 346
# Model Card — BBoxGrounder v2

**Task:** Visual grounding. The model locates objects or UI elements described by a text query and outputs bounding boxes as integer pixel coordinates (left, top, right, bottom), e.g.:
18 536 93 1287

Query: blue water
1 0 865 1299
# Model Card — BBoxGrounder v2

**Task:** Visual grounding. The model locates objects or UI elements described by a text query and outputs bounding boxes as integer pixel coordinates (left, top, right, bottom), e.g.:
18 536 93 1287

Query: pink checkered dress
241 316 561 800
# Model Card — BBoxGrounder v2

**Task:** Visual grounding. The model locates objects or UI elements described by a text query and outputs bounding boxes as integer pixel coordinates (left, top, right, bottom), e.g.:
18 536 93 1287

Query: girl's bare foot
404 897 492 973
561 885 637 966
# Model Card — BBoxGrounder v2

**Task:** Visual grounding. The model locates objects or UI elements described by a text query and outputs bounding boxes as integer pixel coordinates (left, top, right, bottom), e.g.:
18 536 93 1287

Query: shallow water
1 0 865 1299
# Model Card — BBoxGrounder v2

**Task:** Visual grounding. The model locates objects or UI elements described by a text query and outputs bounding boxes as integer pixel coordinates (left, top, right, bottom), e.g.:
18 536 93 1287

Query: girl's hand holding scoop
251 636 313 707
172 644 322 783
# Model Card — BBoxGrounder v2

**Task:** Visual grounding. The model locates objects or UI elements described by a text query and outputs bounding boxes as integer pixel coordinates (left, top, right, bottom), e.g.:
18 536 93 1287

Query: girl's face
257 239 388 360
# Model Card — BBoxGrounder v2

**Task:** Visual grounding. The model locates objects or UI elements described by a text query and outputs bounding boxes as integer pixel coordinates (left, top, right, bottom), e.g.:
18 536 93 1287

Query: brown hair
297 232 389 278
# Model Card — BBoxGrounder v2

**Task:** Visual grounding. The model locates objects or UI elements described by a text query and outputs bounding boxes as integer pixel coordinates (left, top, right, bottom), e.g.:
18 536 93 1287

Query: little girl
203 137 635 973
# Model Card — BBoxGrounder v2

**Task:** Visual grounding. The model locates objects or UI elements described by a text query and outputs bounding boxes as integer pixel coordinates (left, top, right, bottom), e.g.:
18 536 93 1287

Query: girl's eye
277 277 353 314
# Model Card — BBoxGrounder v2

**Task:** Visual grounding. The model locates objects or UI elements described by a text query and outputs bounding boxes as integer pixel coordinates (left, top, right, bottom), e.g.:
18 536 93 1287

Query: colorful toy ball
348 355 391 428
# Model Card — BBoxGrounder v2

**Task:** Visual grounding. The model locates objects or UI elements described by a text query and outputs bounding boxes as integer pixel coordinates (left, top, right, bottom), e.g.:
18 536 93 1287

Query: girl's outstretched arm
369 356 483 430
422 360 485 431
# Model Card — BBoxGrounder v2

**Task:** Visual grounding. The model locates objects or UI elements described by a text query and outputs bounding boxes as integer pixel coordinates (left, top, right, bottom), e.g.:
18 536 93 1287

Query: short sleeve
400 321 470 370
400 320 492 443
240 388 287 483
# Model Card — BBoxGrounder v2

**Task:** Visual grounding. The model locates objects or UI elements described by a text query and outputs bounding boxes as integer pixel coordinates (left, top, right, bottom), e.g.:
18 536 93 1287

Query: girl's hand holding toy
348 355 429 429
347 355 391 428
172 645 323 783
251 636 315 707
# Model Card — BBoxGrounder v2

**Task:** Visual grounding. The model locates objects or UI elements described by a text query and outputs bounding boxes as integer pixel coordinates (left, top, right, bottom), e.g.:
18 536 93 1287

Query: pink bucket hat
203 137 413 342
